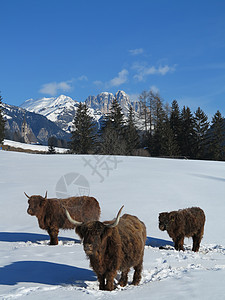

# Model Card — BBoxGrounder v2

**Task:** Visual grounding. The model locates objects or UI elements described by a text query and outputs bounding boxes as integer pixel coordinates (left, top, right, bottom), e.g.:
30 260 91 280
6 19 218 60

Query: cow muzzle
159 223 166 231
84 244 94 255
27 208 34 215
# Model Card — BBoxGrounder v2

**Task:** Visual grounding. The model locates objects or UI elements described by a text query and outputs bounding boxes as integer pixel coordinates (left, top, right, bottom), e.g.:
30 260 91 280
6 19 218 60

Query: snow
0 150 225 299
3 139 68 153
20 95 78 122
4 115 12 120
20 95 102 132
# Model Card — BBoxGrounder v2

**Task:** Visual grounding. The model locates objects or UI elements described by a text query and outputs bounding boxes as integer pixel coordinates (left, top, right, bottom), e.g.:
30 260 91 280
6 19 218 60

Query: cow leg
47 228 59 245
174 236 184 251
105 271 117 291
192 228 204 252
119 268 129 287
97 274 105 290
178 237 185 251
132 261 142 285
192 234 202 252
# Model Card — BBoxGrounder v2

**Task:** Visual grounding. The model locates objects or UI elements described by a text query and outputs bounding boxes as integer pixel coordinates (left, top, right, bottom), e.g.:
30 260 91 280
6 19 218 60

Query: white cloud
133 63 176 81
39 81 72 96
108 69 129 87
93 80 103 86
129 48 144 55
158 65 174 75
78 75 88 81
150 85 160 94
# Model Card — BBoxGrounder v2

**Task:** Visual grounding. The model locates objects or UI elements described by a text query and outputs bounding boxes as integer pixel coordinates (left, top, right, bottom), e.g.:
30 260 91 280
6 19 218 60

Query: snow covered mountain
2 103 70 145
20 91 140 133
21 95 102 133
21 95 80 133
85 90 137 115
85 92 114 114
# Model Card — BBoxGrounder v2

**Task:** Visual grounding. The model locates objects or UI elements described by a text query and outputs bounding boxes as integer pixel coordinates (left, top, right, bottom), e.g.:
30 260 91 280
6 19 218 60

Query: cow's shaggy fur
26 193 100 245
66 207 146 291
159 207 205 252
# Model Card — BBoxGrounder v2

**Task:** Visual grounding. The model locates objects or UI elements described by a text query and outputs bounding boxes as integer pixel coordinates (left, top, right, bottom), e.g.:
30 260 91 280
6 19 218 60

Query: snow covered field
3 139 68 153
0 150 225 299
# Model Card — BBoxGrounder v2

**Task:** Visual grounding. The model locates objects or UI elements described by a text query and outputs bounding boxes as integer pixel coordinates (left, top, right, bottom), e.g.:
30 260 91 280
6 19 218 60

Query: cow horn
106 205 124 228
24 192 30 199
44 191 47 199
65 209 83 226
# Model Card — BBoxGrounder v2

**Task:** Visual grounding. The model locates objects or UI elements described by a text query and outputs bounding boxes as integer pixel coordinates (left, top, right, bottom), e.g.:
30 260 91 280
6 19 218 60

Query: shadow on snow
0 232 80 244
0 233 174 287
146 236 173 247
0 261 96 287
0 232 173 248
190 173 225 182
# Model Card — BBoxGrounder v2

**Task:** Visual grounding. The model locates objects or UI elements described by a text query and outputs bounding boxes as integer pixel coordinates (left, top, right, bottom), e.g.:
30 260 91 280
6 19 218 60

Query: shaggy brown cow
25 192 100 245
66 206 146 291
158 207 205 252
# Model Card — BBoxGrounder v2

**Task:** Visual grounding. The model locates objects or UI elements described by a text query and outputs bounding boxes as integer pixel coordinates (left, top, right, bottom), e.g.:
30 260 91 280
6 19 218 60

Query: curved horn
44 191 47 199
65 209 83 226
24 192 30 199
106 205 124 228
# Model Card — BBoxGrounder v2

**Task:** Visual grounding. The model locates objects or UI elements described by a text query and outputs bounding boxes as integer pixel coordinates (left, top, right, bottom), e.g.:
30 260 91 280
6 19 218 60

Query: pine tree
161 117 180 157
110 97 125 132
180 106 195 158
100 98 126 155
0 93 5 144
124 106 140 155
207 110 225 160
71 103 97 154
170 100 182 155
193 107 209 159
48 136 57 154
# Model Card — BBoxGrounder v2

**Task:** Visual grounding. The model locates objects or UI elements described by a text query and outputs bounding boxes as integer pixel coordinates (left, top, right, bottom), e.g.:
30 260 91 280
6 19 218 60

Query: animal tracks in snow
140 244 225 287
76 243 225 295
1 240 225 299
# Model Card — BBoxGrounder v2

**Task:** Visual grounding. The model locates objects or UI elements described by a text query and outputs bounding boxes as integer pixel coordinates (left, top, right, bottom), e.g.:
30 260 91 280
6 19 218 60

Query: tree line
70 90 225 161
0 91 224 160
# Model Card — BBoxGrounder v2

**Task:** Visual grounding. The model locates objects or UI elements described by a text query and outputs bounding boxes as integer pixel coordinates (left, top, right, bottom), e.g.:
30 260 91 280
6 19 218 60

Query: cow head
158 212 170 231
25 192 48 216
159 211 179 231
66 206 124 256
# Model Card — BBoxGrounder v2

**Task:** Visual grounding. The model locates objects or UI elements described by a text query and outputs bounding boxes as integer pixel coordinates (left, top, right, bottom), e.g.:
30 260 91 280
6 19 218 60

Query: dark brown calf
159 207 205 252
66 206 147 291
25 192 100 245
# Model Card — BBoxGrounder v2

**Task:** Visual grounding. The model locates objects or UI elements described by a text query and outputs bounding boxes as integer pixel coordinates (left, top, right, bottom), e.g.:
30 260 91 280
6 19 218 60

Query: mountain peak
20 90 141 133
85 90 132 114
20 95 79 132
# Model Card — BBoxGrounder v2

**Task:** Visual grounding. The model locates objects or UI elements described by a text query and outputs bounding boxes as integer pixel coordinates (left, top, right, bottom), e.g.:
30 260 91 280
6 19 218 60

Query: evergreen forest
71 91 225 161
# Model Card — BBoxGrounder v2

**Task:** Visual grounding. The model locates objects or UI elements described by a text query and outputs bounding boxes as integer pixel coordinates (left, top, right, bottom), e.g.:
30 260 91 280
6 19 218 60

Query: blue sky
1 0 225 118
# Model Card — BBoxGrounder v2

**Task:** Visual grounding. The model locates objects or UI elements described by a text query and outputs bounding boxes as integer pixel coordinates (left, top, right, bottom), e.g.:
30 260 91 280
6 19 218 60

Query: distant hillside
2 103 70 145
